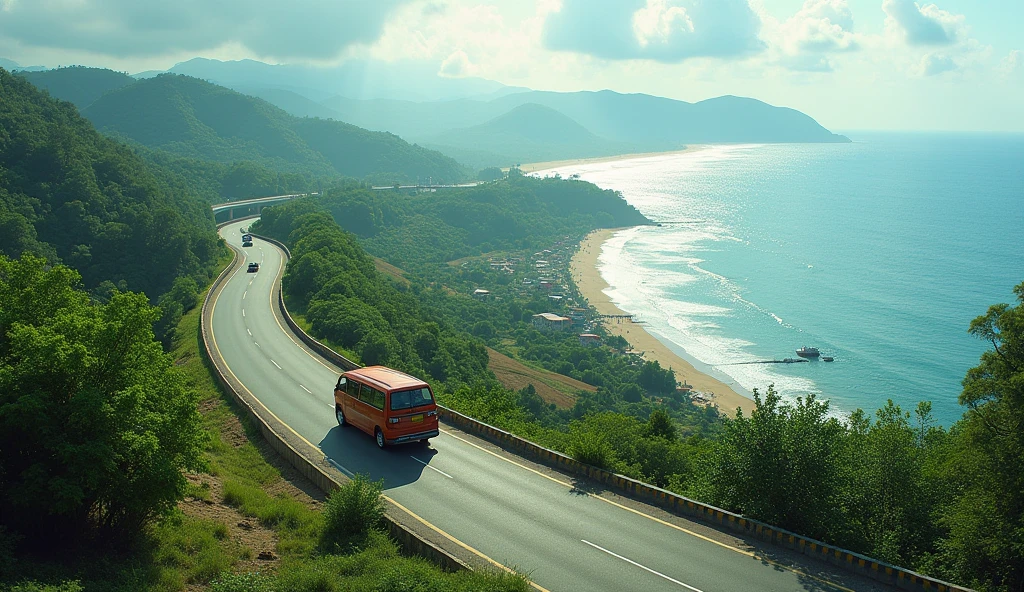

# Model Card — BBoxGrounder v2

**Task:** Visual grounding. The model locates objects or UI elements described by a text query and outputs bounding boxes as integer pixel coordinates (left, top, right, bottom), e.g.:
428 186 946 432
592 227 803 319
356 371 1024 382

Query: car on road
334 366 439 448
242 240 253 247
247 262 259 273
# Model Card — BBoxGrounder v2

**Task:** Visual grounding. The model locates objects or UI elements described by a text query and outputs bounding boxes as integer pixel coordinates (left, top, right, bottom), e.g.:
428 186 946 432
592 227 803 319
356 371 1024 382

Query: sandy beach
519 145 706 174
570 229 756 417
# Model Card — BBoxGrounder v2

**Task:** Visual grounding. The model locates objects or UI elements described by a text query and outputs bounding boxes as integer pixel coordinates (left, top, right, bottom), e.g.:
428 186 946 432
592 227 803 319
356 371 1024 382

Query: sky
1 0 1021 132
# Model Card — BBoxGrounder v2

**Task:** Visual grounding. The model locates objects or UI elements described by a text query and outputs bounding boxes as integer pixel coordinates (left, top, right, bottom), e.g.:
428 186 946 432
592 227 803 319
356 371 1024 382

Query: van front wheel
335 406 346 427
375 427 386 449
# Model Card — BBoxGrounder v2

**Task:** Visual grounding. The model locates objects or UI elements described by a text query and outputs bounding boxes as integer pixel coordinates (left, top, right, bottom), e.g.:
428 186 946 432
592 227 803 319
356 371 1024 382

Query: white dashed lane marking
411 456 454 479
581 540 704 591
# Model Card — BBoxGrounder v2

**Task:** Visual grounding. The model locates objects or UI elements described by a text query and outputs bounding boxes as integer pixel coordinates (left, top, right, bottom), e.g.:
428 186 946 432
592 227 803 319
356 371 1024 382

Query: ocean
536 133 1024 425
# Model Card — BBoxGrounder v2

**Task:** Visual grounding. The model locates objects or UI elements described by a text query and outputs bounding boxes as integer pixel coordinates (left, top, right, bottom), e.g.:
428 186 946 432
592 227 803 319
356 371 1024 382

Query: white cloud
1000 50 1021 77
919 52 955 75
0 0 410 61
883 0 964 46
542 0 765 63
761 0 859 72
875 1 995 78
632 0 694 49
438 49 476 78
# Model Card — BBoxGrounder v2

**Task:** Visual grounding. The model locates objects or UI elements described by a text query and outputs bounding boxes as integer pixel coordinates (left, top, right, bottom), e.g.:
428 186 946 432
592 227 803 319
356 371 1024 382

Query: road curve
210 220 894 592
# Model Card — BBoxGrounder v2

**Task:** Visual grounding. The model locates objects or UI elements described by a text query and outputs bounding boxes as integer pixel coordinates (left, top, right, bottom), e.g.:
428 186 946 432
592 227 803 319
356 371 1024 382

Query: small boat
822 356 834 362
796 346 820 358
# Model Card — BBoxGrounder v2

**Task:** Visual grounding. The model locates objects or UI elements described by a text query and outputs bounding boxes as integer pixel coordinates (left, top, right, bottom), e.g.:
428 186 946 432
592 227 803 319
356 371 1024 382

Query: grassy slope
486 347 594 409
1 252 526 591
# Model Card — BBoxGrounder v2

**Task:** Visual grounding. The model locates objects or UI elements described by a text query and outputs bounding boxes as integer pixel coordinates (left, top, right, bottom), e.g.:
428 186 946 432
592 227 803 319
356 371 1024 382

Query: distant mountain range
0 58 47 72
17 66 136 109
147 59 847 167
423 103 637 169
162 57 525 103
320 91 849 146
13 67 468 183
10 57 850 171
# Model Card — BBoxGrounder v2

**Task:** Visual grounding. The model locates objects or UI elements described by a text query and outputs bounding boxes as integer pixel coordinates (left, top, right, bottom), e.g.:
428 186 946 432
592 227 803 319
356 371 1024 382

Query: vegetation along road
211 219 898 592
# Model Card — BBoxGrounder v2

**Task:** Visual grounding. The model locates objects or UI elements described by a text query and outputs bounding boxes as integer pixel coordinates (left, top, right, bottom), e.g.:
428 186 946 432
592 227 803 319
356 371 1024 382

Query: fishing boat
822 356 834 362
796 346 821 358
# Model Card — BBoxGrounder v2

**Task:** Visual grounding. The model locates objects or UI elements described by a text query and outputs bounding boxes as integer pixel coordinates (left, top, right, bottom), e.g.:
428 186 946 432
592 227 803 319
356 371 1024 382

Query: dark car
242 240 253 247
247 262 259 273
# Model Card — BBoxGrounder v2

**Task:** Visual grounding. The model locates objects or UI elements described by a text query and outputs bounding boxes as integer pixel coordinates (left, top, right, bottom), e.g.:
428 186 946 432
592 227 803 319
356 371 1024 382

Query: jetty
720 358 810 366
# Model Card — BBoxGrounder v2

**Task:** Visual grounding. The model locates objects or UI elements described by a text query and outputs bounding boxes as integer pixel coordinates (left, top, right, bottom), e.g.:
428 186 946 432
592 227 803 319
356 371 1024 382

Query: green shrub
209 571 275 592
7 583 83 592
320 475 386 552
568 429 614 469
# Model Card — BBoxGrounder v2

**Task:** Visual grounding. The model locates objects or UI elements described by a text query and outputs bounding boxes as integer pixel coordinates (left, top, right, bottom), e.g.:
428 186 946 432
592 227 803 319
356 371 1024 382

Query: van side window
336 376 346 390
346 379 359 398
371 388 385 410
357 384 372 404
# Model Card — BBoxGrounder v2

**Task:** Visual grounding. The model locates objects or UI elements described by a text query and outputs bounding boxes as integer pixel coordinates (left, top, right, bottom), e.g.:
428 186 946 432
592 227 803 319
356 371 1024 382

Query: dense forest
16 66 135 110
79 74 469 185
16 67 472 200
301 171 649 267
0 69 221 308
0 255 207 548
255 184 1024 591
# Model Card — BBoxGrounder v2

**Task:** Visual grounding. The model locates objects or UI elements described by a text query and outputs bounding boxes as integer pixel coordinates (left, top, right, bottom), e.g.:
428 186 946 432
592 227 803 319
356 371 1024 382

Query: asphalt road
211 220 894 592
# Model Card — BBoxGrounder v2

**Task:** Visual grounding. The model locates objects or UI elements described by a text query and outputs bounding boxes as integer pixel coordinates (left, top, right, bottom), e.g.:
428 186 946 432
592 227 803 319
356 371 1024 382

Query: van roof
344 366 428 391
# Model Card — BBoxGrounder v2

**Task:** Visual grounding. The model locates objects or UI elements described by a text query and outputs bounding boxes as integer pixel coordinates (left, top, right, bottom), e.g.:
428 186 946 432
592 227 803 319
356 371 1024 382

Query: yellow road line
388 498 551 592
211 228 541 589
439 429 856 592
261 239 342 376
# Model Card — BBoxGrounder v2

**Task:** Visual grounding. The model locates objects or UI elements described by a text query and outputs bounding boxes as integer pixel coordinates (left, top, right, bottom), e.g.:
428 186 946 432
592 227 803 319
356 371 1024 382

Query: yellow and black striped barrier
434 406 972 592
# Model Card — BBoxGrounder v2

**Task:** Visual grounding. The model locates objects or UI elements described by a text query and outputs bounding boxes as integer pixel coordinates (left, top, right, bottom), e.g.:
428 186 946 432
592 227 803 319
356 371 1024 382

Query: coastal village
450 230 729 411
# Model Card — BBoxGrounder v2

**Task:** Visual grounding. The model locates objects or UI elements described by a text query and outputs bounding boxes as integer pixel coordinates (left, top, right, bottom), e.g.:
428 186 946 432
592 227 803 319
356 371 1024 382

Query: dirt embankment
487 347 595 409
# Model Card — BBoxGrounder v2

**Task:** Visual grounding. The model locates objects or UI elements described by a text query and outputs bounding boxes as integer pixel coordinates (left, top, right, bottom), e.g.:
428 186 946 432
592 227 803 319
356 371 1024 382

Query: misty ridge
15 58 848 174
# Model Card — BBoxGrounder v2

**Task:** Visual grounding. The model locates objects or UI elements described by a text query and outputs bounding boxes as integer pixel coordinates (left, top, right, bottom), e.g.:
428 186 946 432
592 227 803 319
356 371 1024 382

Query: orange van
334 366 439 448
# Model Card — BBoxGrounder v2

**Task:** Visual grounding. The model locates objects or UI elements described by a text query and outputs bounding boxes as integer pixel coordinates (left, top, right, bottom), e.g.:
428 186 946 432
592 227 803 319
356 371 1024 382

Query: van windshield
390 388 433 411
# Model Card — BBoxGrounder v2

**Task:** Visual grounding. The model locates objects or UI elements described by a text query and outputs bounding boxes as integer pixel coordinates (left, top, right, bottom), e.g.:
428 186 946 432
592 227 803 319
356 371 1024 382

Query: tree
931 281 1024 590
0 254 206 547
647 409 677 441
846 401 934 565
693 385 846 541
478 167 504 182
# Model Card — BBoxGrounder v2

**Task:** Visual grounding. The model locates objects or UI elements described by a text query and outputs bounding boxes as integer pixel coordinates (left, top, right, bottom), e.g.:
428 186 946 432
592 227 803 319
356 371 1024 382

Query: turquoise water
537 134 1024 424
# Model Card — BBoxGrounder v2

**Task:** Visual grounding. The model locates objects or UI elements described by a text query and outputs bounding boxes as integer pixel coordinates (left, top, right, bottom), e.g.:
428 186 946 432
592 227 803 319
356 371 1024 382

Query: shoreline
570 228 756 417
519 145 707 174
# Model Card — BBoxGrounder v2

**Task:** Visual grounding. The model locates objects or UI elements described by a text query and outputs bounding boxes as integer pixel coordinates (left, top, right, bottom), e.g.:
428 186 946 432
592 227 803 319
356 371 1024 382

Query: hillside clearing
487 347 595 409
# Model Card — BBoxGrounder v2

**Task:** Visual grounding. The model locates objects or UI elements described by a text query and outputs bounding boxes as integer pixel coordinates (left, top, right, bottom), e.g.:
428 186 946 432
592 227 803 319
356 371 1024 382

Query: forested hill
16 66 135 109
424 103 635 170
274 172 650 268
78 73 469 183
0 68 220 301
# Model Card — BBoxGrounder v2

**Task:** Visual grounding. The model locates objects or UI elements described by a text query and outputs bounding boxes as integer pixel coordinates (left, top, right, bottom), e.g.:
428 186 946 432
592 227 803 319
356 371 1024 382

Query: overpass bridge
211 193 316 223
370 182 481 192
